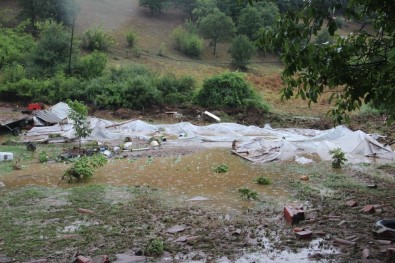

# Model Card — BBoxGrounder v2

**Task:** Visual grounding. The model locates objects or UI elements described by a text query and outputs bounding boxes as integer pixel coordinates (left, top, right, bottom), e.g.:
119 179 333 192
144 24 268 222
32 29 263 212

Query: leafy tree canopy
229 34 256 69
198 9 235 55
254 0 395 123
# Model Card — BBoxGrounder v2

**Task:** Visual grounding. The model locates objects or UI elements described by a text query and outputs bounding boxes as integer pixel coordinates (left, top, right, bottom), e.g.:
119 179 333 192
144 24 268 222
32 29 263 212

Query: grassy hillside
0 0 336 116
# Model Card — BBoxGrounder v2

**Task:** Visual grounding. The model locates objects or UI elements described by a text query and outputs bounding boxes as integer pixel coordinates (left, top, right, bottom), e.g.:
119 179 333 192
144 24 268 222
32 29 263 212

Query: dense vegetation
1 0 393 122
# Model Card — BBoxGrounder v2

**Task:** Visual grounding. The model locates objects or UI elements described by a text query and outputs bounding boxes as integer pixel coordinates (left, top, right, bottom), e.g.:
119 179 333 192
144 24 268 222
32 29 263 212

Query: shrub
63 154 107 182
315 30 333 45
171 26 203 58
144 238 164 256
335 16 346 29
238 187 259 200
195 71 269 111
255 176 271 185
329 148 347 168
38 151 49 163
126 29 137 47
76 50 107 79
213 164 229 173
82 25 115 51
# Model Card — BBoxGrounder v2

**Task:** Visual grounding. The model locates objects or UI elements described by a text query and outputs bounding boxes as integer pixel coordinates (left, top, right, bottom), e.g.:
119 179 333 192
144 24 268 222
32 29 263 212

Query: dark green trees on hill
256 0 395 122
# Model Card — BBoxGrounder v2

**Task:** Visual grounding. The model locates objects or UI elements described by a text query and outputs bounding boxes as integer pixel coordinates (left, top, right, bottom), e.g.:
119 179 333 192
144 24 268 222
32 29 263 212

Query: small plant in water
38 151 49 163
213 164 229 173
329 148 347 168
62 154 107 182
255 176 271 185
238 187 259 200
144 238 164 256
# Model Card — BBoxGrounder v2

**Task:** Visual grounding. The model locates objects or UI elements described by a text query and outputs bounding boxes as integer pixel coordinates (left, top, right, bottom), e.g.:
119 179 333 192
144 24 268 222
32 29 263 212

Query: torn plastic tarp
22 119 394 163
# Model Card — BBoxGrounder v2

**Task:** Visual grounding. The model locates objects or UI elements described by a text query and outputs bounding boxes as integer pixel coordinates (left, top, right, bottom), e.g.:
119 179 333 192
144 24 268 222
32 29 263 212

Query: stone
0 182 5 188
166 225 186 234
284 206 305 224
300 176 309 181
293 227 304 233
362 205 375 213
346 200 357 207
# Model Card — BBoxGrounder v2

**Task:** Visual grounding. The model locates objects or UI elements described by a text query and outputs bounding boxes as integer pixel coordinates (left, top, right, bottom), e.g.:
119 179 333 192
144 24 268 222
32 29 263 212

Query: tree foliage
82 25 115 51
171 26 203 58
229 34 256 69
139 0 171 14
195 71 269 111
67 99 92 148
18 0 79 29
198 9 235 55
256 0 395 122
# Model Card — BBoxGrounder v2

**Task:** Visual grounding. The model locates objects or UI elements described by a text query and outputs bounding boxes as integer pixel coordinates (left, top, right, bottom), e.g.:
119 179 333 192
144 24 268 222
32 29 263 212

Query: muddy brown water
0 148 297 210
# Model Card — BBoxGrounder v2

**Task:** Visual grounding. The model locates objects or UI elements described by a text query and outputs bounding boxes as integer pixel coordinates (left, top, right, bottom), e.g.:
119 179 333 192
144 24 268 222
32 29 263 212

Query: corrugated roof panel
35 110 62 124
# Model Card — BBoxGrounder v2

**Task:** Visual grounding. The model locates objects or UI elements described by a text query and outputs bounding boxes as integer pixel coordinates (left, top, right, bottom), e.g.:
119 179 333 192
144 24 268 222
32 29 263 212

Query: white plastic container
0 152 13 161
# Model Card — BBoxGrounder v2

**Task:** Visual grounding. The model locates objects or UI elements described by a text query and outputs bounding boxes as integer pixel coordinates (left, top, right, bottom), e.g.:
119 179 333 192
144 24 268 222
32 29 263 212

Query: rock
346 200 357 207
166 225 186 234
295 230 312 239
174 236 188 242
76 255 92 263
362 205 375 213
284 206 305 224
0 182 5 188
114 254 146 263
300 175 309 181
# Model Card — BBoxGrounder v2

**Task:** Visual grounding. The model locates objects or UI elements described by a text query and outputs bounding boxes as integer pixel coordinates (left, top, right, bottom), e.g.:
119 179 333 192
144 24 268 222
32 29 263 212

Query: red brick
284 206 305 224
346 200 357 207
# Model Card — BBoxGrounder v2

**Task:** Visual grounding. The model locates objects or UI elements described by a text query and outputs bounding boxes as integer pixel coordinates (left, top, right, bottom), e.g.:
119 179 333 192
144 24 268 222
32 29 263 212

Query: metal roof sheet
35 110 62 124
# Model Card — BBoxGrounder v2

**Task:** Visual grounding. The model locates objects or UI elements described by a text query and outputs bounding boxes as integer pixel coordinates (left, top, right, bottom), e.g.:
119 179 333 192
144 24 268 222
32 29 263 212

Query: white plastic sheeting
22 119 394 163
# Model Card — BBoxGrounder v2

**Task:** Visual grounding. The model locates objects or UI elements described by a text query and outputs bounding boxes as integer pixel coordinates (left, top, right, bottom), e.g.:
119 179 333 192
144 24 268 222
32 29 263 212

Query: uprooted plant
213 164 229 173
62 154 107 182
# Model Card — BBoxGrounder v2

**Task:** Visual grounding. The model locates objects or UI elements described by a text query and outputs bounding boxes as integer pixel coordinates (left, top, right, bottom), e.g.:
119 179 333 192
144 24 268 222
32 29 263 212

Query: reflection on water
0 148 296 209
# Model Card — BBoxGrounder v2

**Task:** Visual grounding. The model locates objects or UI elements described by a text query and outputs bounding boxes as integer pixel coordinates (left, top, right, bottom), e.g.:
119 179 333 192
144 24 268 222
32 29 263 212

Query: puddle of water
0 148 298 209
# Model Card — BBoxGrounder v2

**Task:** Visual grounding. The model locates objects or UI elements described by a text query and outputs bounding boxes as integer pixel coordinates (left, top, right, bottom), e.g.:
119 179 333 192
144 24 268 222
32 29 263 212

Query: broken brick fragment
362 205 375 213
284 206 305 224
346 200 357 207
296 230 312 239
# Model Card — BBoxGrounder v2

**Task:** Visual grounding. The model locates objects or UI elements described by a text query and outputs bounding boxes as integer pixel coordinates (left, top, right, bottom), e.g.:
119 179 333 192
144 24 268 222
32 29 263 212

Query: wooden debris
333 238 356 246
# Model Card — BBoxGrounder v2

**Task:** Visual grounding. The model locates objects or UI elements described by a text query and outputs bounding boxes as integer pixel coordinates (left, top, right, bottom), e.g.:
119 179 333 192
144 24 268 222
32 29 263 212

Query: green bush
63 154 107 182
144 238 164 256
171 26 203 58
255 176 271 185
238 187 259 200
229 35 256 69
126 29 137 48
82 25 115 51
213 164 229 173
329 148 347 168
195 71 269 111
75 51 107 79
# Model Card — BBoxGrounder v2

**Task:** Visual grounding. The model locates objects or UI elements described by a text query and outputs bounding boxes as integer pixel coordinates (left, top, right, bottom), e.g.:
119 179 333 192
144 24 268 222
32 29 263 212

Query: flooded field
0 148 297 210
